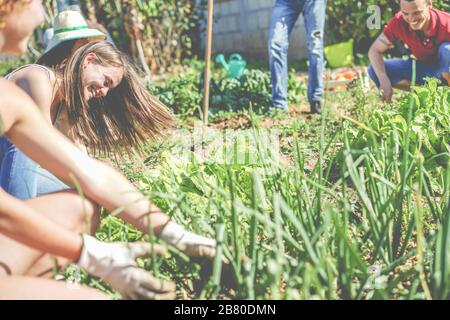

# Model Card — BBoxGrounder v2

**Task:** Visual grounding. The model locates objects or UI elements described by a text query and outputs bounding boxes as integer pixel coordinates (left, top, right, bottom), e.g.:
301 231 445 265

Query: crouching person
0 0 215 300
368 0 450 101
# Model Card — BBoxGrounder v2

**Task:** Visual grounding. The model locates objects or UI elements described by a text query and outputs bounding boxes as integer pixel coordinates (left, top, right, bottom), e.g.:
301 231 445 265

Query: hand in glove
159 221 217 259
76 234 176 300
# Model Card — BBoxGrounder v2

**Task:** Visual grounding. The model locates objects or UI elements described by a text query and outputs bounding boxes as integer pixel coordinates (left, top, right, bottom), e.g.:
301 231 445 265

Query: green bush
149 70 203 117
0 56 34 78
150 67 306 116
80 0 206 74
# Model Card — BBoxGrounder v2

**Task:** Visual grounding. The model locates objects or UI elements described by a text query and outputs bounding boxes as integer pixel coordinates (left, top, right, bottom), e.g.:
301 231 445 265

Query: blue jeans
368 42 450 87
0 137 69 200
268 0 327 109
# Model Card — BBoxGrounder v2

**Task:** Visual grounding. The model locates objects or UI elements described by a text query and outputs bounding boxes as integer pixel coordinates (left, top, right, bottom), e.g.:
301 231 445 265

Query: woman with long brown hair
1 9 174 199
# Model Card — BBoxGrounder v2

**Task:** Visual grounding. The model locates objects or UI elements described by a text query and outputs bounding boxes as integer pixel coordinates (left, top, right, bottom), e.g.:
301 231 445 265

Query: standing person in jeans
268 0 327 113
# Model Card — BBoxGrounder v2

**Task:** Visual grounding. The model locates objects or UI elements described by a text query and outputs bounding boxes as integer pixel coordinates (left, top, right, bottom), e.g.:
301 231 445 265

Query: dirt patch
210 113 252 130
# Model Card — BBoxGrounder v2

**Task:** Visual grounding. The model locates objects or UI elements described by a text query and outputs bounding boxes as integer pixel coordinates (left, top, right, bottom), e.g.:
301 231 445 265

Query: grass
60 64 450 300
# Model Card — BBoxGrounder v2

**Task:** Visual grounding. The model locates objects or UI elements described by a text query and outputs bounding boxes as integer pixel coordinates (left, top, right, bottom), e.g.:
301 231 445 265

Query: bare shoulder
0 79 37 131
7 67 56 121
8 65 56 91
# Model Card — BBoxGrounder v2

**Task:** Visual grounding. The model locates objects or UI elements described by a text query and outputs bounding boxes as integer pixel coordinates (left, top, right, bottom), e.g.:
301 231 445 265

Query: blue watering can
215 53 247 79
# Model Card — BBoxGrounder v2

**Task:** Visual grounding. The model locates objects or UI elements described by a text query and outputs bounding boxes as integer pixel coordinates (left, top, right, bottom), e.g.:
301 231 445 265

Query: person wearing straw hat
0 10 111 200
0 0 176 300
44 9 105 53
0 3 221 299
42 4 114 48
0 9 175 199
1 7 218 260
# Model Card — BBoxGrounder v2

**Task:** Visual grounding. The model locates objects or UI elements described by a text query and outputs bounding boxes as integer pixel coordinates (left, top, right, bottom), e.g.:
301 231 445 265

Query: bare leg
442 72 450 86
0 276 109 300
393 80 411 91
0 190 100 278
0 191 107 299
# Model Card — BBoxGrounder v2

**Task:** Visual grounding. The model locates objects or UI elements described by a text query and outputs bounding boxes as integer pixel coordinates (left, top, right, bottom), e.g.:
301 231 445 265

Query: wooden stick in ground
136 39 152 82
203 0 214 125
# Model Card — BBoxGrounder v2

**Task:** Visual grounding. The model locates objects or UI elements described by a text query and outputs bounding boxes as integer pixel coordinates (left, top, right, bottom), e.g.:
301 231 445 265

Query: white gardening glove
159 221 217 259
76 234 176 300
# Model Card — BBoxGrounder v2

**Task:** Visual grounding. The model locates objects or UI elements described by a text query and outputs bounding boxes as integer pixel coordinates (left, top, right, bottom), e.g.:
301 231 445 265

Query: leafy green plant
149 70 203 117
79 0 206 74
348 79 450 174
150 67 306 116
52 49 450 300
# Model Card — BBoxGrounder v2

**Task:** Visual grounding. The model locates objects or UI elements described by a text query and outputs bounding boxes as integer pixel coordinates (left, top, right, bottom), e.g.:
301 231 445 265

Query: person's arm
0 79 169 234
0 188 83 260
3 69 174 235
368 32 395 101
77 142 89 154
0 80 176 297
1 79 216 258
3 69 162 229
0 188 175 299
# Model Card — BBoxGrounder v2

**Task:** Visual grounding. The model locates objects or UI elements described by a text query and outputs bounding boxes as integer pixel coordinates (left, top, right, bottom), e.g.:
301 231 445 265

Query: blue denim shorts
368 58 445 87
0 136 69 200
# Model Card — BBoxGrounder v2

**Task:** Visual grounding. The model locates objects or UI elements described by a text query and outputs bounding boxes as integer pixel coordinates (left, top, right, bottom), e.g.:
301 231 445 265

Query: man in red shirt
368 0 450 101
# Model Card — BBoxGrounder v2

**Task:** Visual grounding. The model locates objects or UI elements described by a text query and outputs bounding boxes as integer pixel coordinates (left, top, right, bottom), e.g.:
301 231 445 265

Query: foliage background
43 0 206 74
37 1 450 74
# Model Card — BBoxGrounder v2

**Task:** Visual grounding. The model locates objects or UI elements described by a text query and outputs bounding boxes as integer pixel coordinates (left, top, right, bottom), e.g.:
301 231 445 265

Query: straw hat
45 10 106 53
